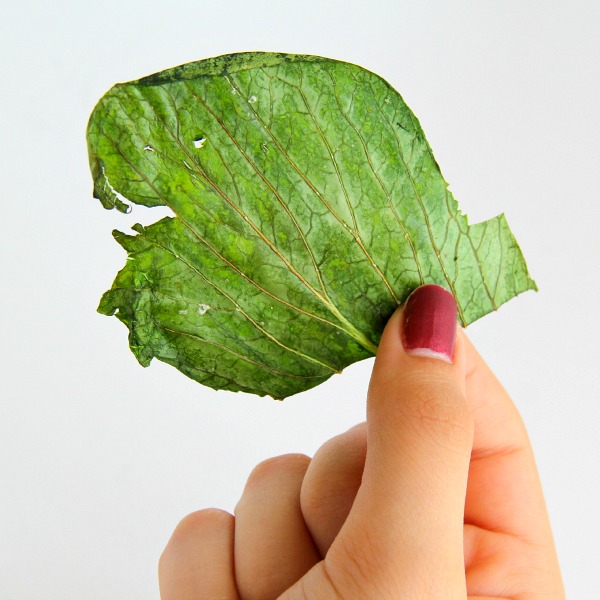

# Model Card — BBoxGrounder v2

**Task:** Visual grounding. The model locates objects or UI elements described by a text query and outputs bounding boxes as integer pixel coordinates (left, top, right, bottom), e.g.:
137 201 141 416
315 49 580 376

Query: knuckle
160 508 232 567
172 508 232 542
246 453 310 487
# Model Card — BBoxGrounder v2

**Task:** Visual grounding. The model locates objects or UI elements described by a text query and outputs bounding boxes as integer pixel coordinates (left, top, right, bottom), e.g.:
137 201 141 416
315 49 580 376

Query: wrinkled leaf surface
87 52 536 399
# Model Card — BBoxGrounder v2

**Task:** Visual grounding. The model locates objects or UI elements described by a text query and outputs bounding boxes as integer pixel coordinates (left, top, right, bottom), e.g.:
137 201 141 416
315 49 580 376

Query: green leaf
87 52 536 400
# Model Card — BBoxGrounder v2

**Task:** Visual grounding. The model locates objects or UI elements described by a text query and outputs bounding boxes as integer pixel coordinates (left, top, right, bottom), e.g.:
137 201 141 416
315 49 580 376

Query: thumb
332 285 472 597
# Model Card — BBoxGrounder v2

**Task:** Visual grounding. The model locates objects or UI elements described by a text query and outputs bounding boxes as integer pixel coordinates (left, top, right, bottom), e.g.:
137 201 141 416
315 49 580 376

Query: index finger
461 329 556 547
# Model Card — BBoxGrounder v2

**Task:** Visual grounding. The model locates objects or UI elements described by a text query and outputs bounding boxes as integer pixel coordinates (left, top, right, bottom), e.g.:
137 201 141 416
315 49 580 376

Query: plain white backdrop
1 0 598 598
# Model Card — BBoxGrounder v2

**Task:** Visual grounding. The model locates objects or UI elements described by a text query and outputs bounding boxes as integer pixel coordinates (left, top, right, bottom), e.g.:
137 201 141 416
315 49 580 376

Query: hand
158 285 565 599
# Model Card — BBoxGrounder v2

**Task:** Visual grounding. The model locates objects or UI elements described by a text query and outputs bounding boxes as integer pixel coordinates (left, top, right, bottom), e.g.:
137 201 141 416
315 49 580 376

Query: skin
158 306 565 599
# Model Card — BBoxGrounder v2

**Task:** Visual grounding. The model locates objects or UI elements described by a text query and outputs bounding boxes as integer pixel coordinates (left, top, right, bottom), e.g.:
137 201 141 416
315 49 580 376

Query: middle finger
300 423 367 556
234 453 321 600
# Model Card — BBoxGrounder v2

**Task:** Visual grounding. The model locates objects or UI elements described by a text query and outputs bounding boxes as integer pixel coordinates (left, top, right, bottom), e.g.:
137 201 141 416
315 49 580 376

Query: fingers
233 454 320 600
326 285 472 596
461 332 560 551
300 423 367 555
160 284 563 600
463 330 530 458
158 508 240 600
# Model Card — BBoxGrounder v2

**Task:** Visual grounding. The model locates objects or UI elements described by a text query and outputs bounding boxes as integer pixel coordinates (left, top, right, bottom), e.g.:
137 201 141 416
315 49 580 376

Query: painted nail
402 284 457 363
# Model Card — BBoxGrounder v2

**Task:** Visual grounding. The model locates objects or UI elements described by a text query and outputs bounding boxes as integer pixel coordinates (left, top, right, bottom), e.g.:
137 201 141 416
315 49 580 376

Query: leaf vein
326 70 425 287
180 81 329 299
155 322 329 380
293 74 398 303
369 82 467 325
444 189 498 311
138 232 341 373
102 133 343 372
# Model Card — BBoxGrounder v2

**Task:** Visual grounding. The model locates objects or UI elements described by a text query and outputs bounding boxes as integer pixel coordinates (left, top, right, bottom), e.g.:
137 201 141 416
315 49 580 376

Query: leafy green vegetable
87 52 536 399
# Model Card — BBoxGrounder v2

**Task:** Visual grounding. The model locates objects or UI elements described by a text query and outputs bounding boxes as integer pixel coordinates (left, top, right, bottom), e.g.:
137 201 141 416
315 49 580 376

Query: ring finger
234 453 321 599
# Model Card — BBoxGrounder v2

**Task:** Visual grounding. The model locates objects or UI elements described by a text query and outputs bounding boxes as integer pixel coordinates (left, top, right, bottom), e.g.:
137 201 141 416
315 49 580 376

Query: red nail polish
402 284 457 363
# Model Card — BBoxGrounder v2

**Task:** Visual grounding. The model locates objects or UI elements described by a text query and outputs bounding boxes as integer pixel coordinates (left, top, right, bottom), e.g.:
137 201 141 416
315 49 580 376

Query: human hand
158 284 565 599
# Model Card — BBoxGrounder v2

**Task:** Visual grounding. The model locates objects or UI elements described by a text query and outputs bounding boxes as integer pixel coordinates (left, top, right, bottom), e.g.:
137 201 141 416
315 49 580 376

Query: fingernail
402 284 457 363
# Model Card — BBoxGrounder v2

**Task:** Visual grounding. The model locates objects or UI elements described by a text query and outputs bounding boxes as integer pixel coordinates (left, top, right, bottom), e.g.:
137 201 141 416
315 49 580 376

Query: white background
1 0 598 598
